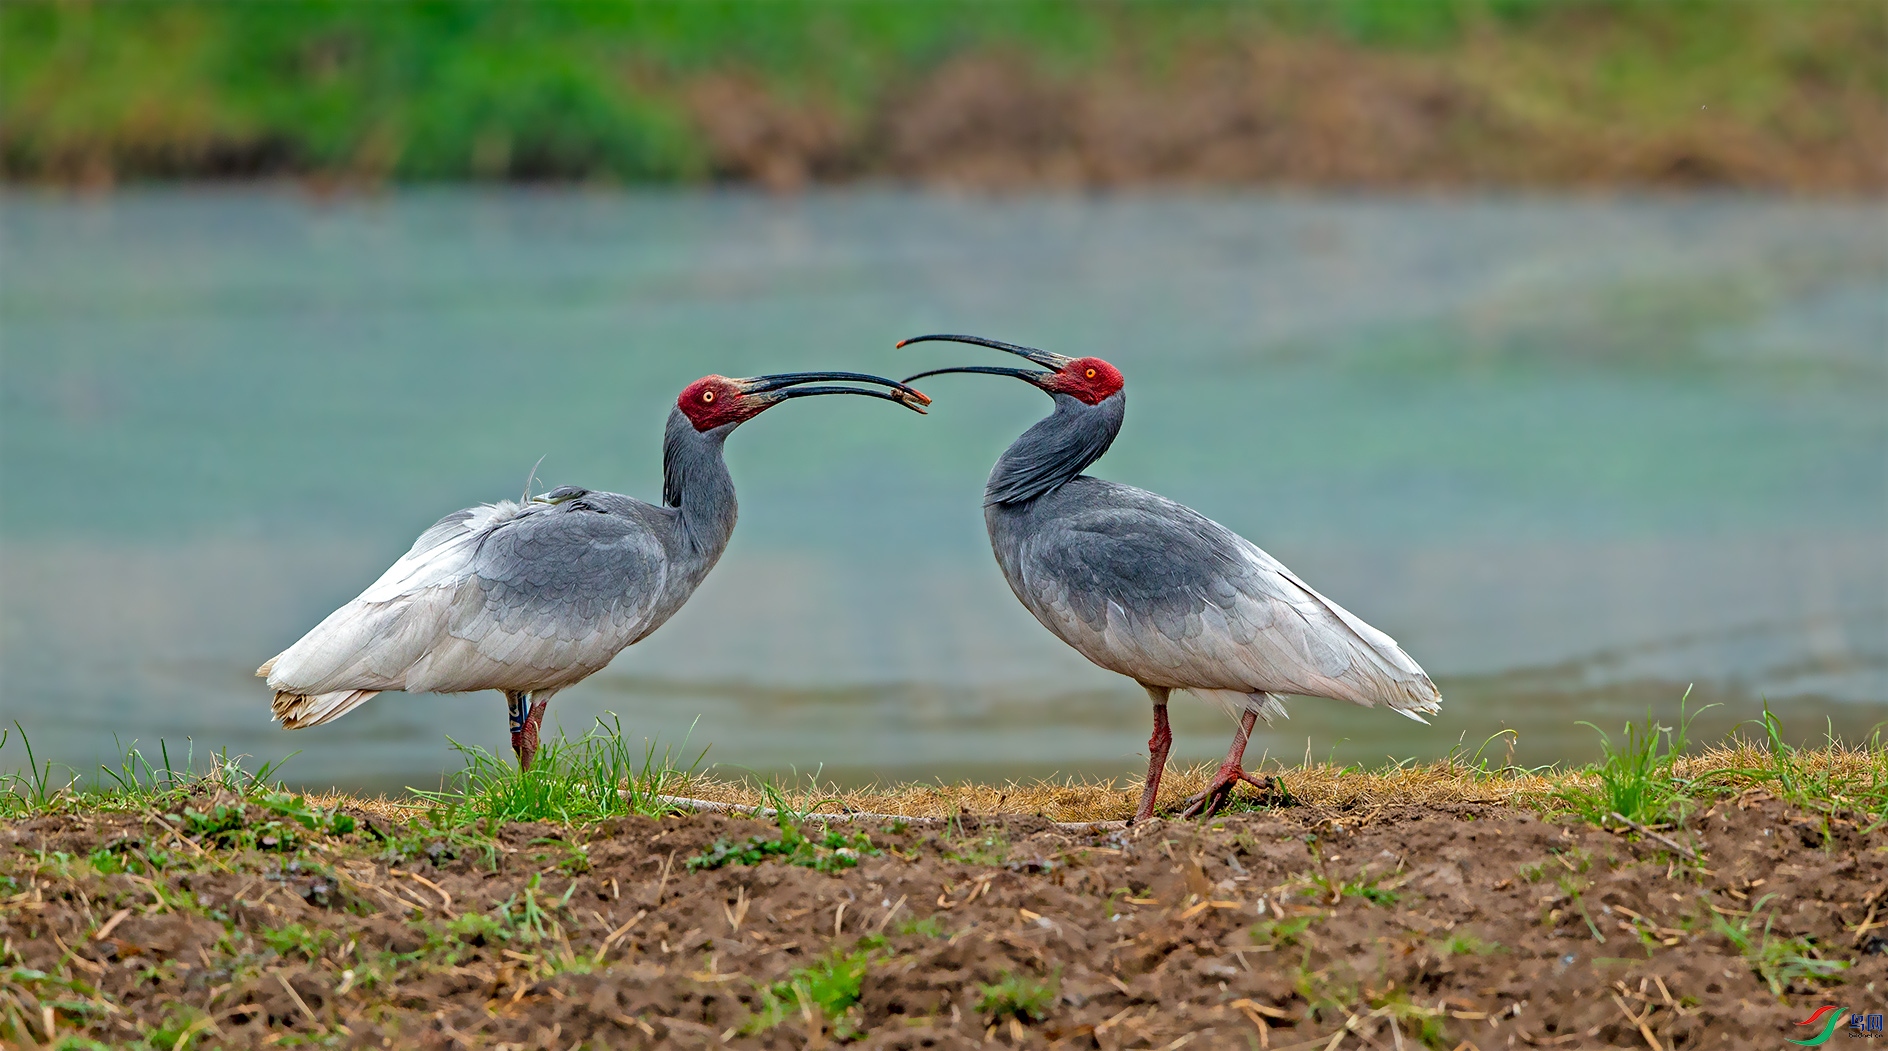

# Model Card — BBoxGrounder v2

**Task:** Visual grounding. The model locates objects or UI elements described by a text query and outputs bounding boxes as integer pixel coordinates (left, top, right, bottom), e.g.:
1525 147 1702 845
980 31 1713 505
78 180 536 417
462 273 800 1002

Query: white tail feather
1252 693 1291 725
272 689 378 729
1191 689 1292 726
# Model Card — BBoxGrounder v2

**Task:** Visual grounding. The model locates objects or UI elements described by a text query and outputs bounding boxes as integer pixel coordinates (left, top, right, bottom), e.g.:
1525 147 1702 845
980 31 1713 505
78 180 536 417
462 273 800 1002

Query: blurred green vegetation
3 0 1882 186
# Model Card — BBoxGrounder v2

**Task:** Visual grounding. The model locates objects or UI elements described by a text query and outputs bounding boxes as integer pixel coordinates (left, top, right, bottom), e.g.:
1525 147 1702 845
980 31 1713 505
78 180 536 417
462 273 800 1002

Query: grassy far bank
4 0 1883 191
1 709 1884 1047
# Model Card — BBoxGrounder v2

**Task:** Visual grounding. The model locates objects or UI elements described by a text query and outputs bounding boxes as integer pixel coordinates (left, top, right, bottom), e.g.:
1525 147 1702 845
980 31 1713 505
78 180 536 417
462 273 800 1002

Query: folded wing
1005 482 1440 719
261 497 669 725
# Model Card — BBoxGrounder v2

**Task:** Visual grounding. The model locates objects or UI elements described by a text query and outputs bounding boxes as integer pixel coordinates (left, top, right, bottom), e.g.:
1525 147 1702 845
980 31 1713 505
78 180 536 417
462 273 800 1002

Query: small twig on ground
91 907 132 942
1610 990 1663 1051
871 894 908 935
1606 813 1701 861
1851 901 1884 948
595 909 647 964
275 973 318 1024
143 811 215 862
406 872 455 916
654 851 675 906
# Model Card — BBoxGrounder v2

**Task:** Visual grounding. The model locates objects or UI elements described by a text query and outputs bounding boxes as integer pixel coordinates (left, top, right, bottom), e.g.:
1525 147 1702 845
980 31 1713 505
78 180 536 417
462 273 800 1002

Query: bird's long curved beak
899 364 1050 388
896 334 1074 370
741 371 931 413
769 384 929 413
741 371 931 403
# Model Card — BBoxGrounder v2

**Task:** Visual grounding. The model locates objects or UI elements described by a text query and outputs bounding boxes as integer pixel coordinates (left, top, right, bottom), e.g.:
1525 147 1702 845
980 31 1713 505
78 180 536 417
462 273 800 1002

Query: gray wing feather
410 499 668 692
266 495 671 698
996 481 1440 716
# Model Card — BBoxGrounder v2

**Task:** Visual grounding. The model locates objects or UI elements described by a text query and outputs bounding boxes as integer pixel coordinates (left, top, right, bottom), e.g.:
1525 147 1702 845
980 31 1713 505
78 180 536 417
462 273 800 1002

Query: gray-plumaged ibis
903 335 1439 821
259 371 930 770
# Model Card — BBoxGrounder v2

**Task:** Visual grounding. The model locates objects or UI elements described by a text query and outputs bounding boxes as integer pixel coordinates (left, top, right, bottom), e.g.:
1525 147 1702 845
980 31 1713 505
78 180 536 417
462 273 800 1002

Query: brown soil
689 40 1888 195
4 790 1883 1049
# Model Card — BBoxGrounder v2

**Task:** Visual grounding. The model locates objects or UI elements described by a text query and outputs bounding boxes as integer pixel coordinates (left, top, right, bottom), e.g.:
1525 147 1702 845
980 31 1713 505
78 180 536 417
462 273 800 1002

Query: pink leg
523 695 551 771
1179 709 1284 819
1130 686 1172 825
508 691 552 771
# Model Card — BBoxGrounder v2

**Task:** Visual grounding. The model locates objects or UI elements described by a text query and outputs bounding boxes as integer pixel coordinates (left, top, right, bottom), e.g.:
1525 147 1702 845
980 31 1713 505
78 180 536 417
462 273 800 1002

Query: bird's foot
1178 763 1285 819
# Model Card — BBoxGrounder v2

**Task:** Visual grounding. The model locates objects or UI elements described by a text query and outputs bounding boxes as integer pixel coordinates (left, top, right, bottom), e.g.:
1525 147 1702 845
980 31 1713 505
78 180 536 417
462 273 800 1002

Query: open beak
896 334 1071 388
896 334 1074 369
900 363 1049 387
742 371 932 413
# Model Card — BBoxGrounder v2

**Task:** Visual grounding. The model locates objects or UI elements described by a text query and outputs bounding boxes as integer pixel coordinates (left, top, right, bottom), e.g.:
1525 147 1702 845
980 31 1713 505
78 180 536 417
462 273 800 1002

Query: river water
2 188 1883 793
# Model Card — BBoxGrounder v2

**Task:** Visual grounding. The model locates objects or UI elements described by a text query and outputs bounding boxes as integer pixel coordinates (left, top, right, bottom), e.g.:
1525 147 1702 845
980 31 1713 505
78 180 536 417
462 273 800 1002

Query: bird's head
677 371 931 431
897 334 1123 405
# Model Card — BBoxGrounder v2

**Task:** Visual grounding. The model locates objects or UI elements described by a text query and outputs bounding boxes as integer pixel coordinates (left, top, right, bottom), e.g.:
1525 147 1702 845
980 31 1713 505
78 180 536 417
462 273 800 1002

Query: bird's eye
701 391 715 403
1084 367 1097 379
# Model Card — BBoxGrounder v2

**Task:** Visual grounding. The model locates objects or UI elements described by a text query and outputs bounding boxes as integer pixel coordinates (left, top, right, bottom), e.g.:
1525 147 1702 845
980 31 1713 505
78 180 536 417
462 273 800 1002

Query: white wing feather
262 504 528 697
999 483 1441 723
261 498 671 724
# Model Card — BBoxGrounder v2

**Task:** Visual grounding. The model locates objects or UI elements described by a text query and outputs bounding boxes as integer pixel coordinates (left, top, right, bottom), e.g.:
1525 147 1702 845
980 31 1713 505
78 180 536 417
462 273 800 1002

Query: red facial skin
677 375 768 431
1040 357 1124 405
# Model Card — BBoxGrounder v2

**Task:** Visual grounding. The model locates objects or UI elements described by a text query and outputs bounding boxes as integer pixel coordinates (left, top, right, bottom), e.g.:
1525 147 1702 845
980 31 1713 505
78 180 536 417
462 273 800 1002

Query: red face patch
677 375 762 431
1043 357 1124 405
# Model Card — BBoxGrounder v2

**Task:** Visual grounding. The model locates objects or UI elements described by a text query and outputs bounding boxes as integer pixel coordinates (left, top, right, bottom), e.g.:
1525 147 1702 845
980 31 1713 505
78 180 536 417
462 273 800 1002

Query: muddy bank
3 790 1881 1048
696 43 1886 194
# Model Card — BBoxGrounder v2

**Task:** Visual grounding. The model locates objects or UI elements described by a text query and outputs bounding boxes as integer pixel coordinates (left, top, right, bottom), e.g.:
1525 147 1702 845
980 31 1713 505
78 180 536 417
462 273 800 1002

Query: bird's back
263 490 698 716
985 477 1440 718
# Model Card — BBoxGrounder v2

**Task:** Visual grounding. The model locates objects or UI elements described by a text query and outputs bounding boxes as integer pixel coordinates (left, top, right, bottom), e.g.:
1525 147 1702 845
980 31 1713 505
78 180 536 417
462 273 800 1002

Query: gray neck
985 391 1125 506
662 408 739 557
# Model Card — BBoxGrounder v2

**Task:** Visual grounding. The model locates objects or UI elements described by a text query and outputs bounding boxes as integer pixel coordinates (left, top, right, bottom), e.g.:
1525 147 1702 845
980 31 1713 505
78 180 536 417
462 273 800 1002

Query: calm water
2 188 1883 793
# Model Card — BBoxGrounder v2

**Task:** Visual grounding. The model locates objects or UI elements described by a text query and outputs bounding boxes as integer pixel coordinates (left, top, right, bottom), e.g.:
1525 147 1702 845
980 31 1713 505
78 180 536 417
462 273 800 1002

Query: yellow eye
1084 367 1097 379
702 391 716 403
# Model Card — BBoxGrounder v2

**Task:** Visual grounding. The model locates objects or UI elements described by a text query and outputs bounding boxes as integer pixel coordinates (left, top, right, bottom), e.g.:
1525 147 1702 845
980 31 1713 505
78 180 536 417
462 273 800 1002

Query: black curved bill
743 371 930 403
899 364 1049 388
895 334 1074 370
770 384 928 413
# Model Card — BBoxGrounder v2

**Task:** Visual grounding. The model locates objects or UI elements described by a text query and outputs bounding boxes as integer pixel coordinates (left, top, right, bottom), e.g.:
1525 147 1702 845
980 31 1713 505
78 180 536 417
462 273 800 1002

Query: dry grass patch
639 739 1884 826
